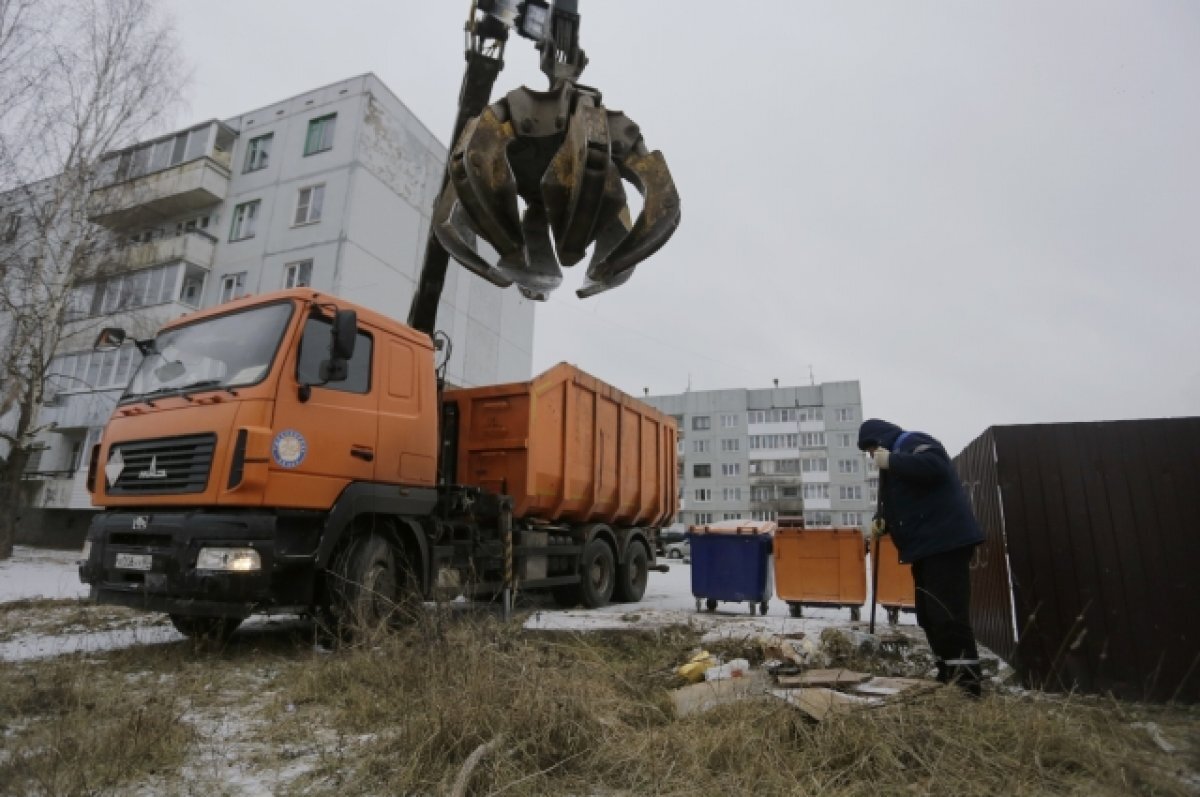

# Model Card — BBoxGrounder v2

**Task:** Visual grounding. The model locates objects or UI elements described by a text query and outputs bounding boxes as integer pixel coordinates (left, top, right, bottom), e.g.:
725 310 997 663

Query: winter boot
945 659 982 698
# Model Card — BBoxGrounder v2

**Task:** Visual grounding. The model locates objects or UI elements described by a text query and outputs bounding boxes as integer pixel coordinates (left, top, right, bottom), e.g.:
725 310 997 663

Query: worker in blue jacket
858 418 985 696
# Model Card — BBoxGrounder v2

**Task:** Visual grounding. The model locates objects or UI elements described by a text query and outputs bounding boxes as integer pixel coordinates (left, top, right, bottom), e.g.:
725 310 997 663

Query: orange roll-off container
773 522 866 619
444 363 678 527
873 534 916 620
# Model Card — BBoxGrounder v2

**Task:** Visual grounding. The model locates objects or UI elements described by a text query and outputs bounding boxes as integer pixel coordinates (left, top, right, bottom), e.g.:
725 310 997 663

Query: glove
872 447 890 469
871 517 888 539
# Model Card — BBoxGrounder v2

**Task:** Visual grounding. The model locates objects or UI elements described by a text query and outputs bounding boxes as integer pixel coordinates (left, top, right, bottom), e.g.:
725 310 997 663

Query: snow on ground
524 556 918 643
0 545 91 601
0 547 918 662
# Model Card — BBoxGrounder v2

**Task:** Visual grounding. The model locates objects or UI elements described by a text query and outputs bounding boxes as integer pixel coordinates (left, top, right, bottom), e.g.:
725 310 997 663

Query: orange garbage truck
78 289 677 638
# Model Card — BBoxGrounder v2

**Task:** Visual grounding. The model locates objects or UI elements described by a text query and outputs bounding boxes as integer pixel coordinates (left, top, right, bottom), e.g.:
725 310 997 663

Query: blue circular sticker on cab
272 429 308 468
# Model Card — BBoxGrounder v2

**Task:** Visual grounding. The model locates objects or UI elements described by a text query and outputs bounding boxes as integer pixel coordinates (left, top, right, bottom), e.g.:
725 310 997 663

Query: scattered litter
705 658 750 681
763 633 827 669
769 687 880 722
671 670 770 717
676 650 718 683
775 668 872 689
852 677 935 697
820 628 881 659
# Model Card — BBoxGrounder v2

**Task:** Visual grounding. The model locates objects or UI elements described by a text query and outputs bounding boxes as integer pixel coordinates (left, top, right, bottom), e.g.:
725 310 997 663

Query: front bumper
79 510 295 618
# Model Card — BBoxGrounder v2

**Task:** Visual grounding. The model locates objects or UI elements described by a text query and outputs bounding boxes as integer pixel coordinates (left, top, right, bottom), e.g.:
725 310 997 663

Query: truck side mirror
330 309 357 360
317 308 356 384
94 327 126 352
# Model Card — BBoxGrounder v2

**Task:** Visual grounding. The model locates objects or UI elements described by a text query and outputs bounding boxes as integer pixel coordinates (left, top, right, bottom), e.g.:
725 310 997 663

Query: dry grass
275 612 1200 796
0 655 192 796
1 604 1197 796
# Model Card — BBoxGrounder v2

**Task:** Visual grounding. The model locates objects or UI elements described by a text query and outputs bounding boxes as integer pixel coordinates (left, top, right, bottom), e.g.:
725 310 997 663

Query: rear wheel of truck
578 538 615 608
329 532 398 635
613 541 650 603
169 614 242 642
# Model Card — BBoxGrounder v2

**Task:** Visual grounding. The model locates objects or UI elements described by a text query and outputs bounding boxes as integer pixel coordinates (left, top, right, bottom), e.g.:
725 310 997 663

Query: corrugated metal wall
955 418 1200 702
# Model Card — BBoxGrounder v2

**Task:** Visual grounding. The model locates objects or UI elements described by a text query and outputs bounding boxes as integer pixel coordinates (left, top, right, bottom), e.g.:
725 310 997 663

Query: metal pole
869 471 887 635
501 498 514 620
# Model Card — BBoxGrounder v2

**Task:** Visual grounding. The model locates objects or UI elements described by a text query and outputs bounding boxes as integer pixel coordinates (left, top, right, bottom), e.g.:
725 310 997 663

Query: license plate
115 552 152 571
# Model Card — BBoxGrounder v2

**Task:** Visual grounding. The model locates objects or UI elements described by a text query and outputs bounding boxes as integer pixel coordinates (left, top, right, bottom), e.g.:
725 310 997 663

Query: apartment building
643 381 876 533
2 73 535 541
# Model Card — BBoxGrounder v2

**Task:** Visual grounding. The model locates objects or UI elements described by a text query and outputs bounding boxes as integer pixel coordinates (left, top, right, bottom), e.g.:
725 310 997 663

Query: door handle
350 446 374 462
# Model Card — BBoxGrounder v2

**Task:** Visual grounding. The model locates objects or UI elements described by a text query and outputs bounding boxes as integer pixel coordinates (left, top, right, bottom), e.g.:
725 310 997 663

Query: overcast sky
163 1 1198 454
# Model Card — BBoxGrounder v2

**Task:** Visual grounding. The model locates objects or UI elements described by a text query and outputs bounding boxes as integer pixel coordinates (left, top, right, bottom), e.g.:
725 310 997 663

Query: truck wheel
329 533 398 632
578 538 615 608
613 541 649 603
169 614 242 642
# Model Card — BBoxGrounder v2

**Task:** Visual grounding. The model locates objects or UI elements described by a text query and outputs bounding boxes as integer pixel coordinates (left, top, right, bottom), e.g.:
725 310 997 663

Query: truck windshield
122 302 294 402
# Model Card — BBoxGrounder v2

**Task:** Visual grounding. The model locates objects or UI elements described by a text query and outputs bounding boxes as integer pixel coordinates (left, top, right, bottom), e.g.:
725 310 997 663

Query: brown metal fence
955 418 1200 703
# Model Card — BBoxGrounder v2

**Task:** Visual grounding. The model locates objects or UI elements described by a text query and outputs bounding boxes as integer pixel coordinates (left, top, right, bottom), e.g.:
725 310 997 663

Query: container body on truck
78 288 677 637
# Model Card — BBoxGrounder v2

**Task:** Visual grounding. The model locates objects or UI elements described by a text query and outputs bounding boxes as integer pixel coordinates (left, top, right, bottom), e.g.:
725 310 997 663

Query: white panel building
4 73 535 540
643 381 876 533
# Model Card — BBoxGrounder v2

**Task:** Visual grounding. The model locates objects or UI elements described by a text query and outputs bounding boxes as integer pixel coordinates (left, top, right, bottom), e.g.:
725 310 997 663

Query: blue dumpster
689 521 776 615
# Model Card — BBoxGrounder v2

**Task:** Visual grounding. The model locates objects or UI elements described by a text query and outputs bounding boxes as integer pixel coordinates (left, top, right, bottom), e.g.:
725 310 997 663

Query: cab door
268 314 378 506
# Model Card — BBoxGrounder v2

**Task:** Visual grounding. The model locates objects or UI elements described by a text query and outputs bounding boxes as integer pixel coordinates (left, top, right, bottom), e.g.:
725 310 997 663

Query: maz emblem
137 455 168 480
132 516 149 530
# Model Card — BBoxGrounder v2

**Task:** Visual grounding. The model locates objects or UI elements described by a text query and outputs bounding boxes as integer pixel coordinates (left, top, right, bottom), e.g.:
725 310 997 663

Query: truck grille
107 434 216 495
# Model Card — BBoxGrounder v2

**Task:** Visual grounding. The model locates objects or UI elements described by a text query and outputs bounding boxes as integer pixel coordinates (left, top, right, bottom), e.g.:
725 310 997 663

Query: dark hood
858 418 904 451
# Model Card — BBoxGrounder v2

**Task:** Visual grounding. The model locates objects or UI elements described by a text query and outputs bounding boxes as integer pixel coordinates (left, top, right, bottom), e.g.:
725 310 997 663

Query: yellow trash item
677 651 718 683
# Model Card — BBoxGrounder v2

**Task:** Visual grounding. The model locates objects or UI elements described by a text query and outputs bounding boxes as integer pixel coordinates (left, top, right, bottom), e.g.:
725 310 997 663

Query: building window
692 415 711 431
803 483 829 499
750 485 773 501
722 487 742 501
294 184 325 225
219 272 247 303
839 485 864 500
304 113 337 155
49 346 140 393
799 432 826 447
751 510 777 522
836 407 855 422
720 413 739 428
837 432 853 448
692 439 711 454
801 457 828 473
722 513 740 521
694 489 711 502
693 463 711 479
837 459 861 474
721 438 739 452
806 511 832 527
842 512 864 526
230 200 260 241
284 260 313 288
244 133 273 172
721 462 741 476
693 512 713 525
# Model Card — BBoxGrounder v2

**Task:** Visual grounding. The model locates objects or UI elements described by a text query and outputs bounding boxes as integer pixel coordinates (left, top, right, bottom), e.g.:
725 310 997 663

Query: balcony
95 230 217 273
88 121 236 229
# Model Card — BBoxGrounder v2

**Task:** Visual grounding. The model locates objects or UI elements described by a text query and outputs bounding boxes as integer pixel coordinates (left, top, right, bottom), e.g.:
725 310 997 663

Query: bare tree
0 0 187 558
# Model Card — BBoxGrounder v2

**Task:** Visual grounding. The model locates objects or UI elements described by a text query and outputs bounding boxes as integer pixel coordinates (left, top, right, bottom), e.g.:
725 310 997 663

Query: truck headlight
196 547 261 572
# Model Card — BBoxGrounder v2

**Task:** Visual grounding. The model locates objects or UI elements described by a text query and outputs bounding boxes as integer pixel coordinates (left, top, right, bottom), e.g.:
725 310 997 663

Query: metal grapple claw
432 81 680 301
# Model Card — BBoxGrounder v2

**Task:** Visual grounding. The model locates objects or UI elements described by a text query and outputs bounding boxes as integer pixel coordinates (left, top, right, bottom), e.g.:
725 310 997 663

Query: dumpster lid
690 519 777 536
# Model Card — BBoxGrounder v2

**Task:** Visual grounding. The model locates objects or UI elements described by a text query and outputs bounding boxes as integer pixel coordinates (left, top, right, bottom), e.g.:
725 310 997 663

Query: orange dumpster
773 524 866 620
873 535 916 625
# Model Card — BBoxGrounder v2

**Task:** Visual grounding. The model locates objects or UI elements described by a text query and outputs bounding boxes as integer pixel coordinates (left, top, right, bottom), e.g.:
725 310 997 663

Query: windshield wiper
179 379 239 397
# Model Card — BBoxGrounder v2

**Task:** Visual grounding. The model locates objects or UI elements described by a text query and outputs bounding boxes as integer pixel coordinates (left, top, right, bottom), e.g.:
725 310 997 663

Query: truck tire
578 538 615 608
329 532 398 633
169 614 242 642
613 540 650 603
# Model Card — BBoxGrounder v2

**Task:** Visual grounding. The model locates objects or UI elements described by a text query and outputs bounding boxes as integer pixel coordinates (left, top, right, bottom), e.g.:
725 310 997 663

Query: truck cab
79 289 439 630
